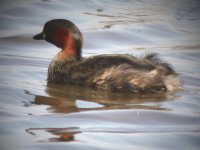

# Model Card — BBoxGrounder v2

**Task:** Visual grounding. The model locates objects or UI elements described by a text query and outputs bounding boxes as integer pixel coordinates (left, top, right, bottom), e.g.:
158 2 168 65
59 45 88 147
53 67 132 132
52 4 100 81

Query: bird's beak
33 32 45 40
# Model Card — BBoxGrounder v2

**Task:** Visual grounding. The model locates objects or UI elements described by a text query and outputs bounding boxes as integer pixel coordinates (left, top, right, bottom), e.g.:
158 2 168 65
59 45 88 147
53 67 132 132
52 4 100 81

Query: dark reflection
27 127 81 142
26 83 176 114
97 8 103 12
48 127 80 142
42 0 51 2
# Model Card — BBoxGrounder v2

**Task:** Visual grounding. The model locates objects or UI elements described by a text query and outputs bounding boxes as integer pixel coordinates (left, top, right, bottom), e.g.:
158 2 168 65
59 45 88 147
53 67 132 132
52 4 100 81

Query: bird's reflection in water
26 84 178 142
27 127 81 142
48 127 80 142
32 83 176 114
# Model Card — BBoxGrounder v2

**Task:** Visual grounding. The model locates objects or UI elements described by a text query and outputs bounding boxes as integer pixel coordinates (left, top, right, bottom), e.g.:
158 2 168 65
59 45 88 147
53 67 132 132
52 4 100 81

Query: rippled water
0 0 200 150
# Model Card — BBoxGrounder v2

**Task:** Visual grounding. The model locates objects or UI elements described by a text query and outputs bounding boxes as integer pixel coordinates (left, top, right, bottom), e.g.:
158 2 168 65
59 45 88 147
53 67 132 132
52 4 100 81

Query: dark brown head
33 19 83 60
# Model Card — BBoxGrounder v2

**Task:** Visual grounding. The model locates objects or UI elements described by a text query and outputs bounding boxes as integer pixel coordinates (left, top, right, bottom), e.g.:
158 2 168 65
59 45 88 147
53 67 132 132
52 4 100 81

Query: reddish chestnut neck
53 28 82 61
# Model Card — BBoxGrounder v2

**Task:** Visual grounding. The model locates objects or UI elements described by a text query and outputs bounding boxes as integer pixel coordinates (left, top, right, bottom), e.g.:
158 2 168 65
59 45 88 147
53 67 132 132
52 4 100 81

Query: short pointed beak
33 32 45 40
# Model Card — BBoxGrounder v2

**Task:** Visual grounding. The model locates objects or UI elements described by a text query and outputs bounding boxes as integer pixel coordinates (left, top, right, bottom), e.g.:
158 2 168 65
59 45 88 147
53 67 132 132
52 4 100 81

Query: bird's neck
54 37 81 62
53 48 78 63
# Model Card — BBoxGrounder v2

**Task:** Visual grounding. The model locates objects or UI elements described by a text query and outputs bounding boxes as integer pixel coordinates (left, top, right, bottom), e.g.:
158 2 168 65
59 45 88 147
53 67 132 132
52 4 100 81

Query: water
0 0 200 149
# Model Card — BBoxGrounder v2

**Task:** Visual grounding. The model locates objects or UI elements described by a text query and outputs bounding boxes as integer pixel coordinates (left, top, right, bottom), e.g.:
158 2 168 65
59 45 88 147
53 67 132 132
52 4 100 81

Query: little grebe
33 19 181 93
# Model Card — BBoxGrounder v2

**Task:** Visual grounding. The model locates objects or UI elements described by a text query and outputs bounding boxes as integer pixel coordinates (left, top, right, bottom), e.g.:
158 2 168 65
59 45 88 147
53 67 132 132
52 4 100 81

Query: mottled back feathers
48 53 181 93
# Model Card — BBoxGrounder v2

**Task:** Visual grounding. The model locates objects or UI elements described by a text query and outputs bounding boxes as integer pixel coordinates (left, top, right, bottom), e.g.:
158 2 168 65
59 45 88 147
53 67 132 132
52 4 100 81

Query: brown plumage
33 19 181 93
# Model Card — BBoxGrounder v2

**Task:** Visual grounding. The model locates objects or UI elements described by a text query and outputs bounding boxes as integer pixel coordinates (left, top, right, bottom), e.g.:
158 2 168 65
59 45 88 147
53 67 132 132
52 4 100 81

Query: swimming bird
33 19 181 93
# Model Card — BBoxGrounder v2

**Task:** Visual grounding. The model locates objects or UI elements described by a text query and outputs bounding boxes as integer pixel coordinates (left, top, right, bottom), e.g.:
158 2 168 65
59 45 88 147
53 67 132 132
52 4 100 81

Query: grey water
0 0 200 150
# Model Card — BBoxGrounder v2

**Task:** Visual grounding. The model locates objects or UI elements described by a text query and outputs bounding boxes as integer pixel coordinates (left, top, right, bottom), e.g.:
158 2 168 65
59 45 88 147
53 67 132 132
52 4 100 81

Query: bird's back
48 53 181 93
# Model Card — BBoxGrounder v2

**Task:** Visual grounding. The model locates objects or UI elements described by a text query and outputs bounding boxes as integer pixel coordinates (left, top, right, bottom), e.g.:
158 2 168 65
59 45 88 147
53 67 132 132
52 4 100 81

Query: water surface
0 0 200 150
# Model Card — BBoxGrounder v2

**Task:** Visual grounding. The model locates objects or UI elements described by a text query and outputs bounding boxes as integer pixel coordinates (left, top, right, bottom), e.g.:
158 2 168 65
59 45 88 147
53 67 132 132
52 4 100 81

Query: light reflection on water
0 0 200 150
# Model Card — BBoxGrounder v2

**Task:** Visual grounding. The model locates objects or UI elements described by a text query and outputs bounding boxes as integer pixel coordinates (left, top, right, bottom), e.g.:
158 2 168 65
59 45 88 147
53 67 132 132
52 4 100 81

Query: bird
33 19 181 93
